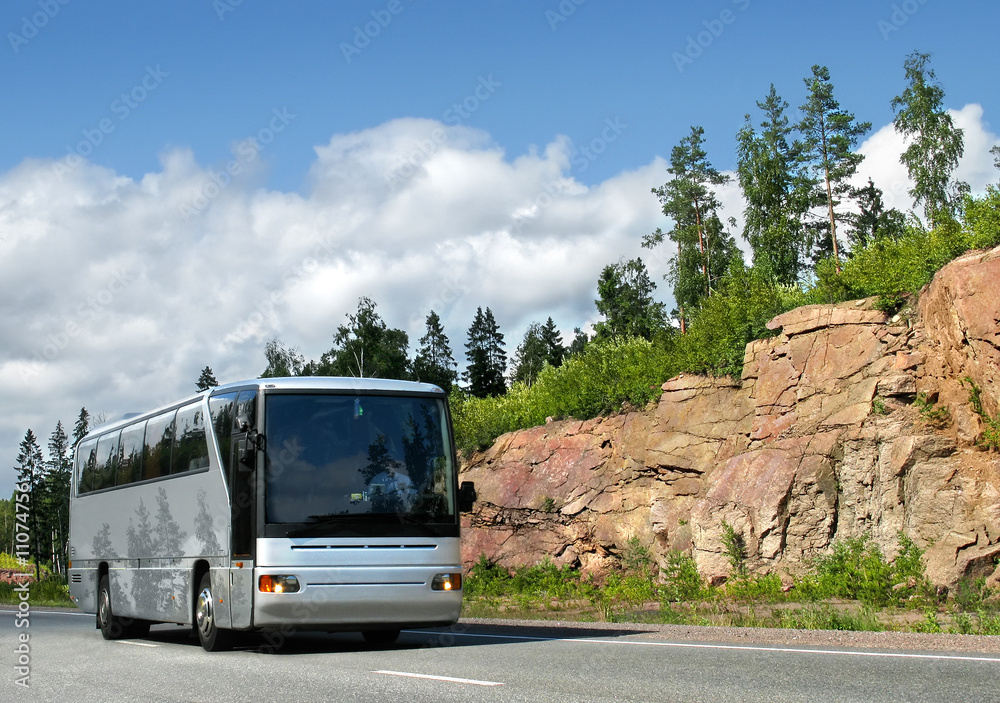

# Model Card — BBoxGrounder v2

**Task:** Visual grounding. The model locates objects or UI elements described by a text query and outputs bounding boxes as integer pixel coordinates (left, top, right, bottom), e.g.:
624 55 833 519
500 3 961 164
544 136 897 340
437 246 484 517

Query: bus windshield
263 393 456 531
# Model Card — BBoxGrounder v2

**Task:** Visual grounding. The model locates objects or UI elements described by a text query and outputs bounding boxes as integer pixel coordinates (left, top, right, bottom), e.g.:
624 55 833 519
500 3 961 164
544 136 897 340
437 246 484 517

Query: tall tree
540 317 565 368
196 366 220 391
42 421 72 574
72 408 90 451
316 297 410 379
891 51 968 225
593 258 666 341
646 126 735 330
412 310 458 393
261 339 305 378
15 429 45 581
796 65 872 269
511 322 548 386
737 85 808 285
464 307 507 397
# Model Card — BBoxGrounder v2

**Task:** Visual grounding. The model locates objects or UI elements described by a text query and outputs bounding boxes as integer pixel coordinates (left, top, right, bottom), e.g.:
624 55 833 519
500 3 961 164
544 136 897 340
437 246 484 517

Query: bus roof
211 377 446 396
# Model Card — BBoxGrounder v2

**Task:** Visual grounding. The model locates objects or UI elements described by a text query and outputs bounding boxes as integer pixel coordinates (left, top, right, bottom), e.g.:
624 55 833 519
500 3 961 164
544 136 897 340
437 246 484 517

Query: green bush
796 534 928 607
452 336 678 453
659 551 704 603
674 258 804 377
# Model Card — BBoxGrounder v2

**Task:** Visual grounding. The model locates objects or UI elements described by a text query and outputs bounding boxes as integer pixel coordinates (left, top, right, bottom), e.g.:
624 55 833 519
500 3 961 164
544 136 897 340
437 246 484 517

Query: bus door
228 390 258 629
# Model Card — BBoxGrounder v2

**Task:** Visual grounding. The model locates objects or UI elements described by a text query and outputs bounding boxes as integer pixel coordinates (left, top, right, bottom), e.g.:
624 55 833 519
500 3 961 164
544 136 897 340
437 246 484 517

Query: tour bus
68 377 476 651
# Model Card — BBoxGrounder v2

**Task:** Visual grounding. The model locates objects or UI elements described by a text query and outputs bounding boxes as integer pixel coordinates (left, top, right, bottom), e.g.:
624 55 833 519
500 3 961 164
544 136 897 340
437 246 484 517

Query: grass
0 553 73 606
462 536 1000 635
0 576 73 607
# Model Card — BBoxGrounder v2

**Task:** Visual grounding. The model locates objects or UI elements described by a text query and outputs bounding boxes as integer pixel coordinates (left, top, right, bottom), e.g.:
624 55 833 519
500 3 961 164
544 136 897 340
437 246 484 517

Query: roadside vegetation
462 536 1000 636
451 187 1000 454
0 553 72 607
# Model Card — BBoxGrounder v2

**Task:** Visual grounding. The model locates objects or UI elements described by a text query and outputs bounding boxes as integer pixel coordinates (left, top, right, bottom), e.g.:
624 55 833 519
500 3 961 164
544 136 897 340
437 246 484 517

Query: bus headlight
431 573 462 591
259 575 300 593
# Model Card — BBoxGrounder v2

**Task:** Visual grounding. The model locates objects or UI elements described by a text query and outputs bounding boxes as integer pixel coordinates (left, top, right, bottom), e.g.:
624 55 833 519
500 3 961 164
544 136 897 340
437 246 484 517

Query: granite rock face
460 246 1000 587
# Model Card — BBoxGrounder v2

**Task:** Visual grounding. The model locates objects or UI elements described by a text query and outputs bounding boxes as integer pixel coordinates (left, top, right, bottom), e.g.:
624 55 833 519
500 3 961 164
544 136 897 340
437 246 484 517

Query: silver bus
68 377 476 651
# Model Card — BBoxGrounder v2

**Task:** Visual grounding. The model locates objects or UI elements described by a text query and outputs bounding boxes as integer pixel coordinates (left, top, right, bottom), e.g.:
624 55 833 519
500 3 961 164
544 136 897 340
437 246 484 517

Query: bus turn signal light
259 575 300 593
431 573 462 591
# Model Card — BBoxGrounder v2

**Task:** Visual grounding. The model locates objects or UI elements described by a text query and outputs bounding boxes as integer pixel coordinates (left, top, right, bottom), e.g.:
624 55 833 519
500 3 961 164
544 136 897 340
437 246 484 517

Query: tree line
3 409 89 578
645 52 969 331
257 297 580 399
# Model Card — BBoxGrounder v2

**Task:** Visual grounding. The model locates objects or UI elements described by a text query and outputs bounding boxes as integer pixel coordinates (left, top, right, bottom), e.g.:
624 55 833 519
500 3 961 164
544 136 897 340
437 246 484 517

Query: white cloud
0 118 667 491
2 108 997 494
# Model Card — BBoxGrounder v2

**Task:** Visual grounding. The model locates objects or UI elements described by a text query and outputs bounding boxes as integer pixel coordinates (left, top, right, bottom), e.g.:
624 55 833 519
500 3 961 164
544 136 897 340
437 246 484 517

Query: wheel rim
196 587 214 640
99 586 111 630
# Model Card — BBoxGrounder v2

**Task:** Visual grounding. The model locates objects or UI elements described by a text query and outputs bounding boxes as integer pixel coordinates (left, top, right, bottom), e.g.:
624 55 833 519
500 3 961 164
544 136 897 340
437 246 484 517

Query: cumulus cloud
0 118 666 482
2 108 997 492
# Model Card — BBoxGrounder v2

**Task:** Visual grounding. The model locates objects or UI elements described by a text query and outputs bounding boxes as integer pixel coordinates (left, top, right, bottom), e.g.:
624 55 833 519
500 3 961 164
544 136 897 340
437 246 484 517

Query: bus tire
97 575 129 640
195 572 232 652
362 629 401 645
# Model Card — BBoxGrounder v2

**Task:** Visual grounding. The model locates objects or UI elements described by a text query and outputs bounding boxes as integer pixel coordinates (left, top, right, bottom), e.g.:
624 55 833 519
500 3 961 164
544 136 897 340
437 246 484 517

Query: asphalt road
2 609 999 702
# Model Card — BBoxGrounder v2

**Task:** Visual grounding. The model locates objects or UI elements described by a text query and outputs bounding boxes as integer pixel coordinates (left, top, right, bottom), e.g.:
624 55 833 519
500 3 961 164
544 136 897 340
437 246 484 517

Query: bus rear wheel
195 572 232 652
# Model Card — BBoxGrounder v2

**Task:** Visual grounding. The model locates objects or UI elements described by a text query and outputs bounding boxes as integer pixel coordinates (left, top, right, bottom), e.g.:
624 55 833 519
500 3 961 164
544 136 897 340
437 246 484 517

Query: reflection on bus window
264 395 454 525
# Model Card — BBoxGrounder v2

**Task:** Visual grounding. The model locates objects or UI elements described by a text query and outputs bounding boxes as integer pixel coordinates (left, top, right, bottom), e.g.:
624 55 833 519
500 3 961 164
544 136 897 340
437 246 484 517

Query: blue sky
2 0 998 494
4 1 996 190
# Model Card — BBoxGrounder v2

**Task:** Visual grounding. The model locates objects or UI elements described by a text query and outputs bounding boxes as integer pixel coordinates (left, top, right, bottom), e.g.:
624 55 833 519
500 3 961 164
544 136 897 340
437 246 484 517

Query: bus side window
77 438 98 494
143 411 175 481
173 404 210 474
209 392 239 481
117 423 145 486
93 432 120 491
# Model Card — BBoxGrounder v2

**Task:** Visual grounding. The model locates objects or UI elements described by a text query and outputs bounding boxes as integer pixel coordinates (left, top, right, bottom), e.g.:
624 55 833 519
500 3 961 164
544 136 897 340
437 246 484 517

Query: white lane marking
0 608 91 617
374 670 504 686
411 630 1000 664
115 640 160 647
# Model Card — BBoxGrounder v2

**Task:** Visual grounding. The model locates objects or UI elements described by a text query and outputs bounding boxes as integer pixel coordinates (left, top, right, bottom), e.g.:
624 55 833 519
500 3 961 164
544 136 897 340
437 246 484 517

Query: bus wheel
195 572 232 652
98 575 128 640
362 629 401 645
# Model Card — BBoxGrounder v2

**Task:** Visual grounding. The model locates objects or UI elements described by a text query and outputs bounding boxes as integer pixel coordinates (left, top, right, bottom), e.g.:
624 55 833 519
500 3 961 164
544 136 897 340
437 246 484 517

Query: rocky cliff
460 245 1000 588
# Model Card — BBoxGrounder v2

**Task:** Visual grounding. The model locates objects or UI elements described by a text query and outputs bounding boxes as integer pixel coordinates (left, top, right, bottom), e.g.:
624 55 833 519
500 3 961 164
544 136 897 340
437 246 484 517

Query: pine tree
593 258 666 341
413 310 458 393
737 85 808 285
646 126 736 330
511 322 548 386
42 421 72 574
464 307 506 397
72 408 90 450
540 317 565 368
891 51 968 225
15 430 45 581
796 65 872 269
196 366 220 391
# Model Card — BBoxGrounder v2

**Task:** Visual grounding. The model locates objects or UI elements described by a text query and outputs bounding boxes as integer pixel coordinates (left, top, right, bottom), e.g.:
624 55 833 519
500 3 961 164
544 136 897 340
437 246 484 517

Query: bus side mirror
458 481 477 513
